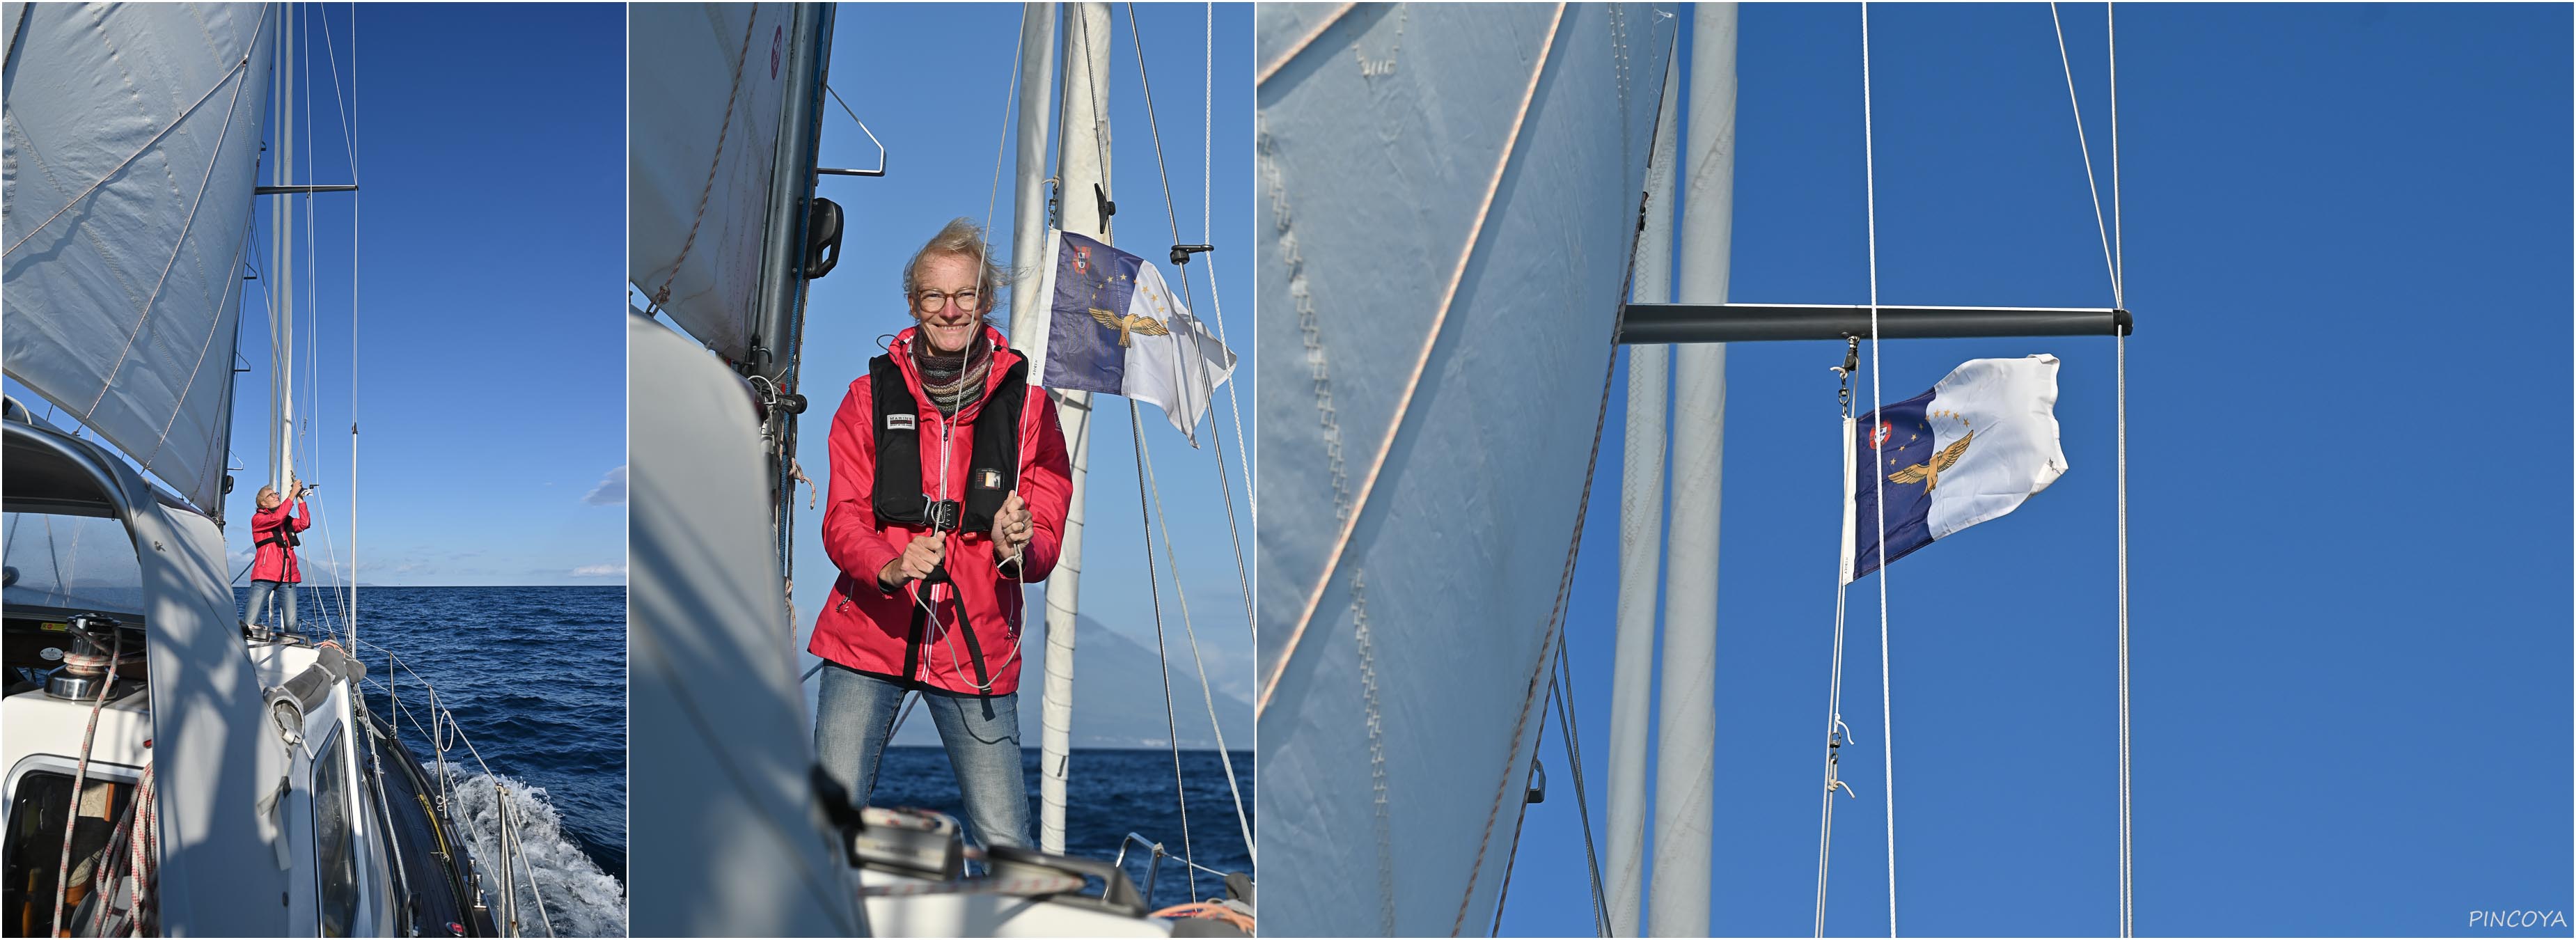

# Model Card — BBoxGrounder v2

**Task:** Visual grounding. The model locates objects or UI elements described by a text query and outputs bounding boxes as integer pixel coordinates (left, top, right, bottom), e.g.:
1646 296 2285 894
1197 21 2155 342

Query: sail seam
1269 0 1567 714
1 17 262 260
131 31 262 469
1253 2 1359 87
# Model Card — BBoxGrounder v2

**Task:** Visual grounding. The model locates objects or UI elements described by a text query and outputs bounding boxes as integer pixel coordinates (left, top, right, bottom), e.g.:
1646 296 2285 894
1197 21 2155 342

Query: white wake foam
443 771 628 937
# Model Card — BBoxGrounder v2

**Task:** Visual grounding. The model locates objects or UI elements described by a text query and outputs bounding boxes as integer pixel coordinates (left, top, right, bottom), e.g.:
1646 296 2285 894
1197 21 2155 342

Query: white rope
1860 5 1897 935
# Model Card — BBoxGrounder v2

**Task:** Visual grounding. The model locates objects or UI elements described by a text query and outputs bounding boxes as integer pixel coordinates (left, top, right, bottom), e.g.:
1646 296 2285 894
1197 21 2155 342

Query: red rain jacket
249 498 311 583
808 325 1072 696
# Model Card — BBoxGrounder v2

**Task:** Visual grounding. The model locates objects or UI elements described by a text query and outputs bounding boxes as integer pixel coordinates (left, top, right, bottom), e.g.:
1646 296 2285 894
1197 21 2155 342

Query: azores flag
1023 229 1237 445
1844 354 2068 583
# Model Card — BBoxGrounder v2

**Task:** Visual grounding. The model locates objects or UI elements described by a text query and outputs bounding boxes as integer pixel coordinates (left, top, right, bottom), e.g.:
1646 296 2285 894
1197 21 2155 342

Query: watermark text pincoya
2471 910 2568 928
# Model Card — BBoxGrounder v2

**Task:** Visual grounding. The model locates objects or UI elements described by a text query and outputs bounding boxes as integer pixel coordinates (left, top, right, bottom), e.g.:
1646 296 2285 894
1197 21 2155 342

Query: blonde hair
902 217 1009 315
256 485 278 506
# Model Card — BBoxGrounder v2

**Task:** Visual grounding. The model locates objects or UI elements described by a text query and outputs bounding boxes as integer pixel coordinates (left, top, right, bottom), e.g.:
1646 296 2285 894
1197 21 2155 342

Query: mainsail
628 1 792 363
1253 3 1676 934
3 1 276 517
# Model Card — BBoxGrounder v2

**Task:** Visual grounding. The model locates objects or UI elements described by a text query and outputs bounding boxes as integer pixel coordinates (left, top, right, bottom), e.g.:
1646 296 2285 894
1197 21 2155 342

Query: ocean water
239 584 627 936
869 746 1255 911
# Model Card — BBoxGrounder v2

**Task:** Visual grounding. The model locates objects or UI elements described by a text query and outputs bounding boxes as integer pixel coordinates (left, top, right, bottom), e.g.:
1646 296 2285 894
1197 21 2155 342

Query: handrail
351 635 556 938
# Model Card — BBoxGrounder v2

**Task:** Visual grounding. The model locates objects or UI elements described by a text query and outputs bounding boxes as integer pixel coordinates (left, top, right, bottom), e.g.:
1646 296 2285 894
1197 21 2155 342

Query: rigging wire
1118 10 1261 828
1815 352 1859 937
316 0 361 649
1201 1 1252 522
2052 6 2133 933
2050 3 2121 301
1860 3 1899 935
1133 402 1256 866
2099 14 2137 934
1553 634 1612 937
1126 400 1200 904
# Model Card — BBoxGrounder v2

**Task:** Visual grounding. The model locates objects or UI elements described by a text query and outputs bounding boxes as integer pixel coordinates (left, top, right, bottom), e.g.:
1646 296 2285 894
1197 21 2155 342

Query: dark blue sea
237 584 627 936
870 746 1255 911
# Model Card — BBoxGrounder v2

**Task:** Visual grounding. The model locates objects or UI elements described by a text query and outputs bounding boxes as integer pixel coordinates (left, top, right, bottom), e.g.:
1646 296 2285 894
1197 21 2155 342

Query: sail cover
629 2 790 362
1255 3 1677 934
3 2 275 515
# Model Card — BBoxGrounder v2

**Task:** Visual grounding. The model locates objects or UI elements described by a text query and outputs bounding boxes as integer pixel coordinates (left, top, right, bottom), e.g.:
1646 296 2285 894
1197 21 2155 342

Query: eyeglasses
912 288 984 313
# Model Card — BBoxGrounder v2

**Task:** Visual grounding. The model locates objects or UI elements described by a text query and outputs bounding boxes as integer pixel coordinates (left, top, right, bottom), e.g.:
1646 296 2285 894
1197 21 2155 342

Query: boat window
1 769 135 937
314 730 360 937
1 512 142 614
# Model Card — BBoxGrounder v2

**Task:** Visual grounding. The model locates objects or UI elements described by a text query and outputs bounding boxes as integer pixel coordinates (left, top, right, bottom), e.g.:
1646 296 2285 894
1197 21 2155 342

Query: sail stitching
1255 108 1392 930
1 18 262 260
650 8 761 309
1269 0 1567 714
130 26 263 469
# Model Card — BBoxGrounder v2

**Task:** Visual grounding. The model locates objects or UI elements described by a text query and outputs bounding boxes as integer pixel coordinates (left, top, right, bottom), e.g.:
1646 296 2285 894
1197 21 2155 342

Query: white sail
628 1 793 361
1253 3 1676 934
2 1 276 515
628 314 865 937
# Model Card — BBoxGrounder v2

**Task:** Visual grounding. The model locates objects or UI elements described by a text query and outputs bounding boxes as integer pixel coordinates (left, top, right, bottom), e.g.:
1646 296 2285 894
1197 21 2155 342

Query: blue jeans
243 580 298 635
814 664 1029 852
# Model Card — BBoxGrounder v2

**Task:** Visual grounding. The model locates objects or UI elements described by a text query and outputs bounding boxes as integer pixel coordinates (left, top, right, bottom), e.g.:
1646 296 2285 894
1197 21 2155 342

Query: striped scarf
912 333 991 417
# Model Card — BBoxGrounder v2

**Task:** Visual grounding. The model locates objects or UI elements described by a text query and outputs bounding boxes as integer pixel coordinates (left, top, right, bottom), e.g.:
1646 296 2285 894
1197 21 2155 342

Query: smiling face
909 251 987 356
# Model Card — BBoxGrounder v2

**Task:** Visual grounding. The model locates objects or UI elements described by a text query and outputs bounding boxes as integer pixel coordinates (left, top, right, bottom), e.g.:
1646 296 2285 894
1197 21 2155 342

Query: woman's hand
991 490 1032 563
878 532 945 589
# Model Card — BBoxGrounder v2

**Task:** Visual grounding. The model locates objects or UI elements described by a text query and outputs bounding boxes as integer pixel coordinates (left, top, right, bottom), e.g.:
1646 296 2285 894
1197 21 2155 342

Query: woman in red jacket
810 219 1072 852
244 477 312 639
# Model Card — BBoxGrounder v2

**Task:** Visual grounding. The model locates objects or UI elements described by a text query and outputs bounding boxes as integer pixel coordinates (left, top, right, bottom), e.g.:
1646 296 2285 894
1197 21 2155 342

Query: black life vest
256 508 299 549
868 350 1028 532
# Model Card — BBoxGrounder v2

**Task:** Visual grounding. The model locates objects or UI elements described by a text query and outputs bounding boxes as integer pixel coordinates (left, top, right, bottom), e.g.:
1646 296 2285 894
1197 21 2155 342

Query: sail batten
4 1 276 516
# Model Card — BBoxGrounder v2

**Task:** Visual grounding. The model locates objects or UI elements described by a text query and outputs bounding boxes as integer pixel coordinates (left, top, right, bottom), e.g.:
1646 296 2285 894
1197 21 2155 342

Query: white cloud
583 465 627 506
570 563 626 579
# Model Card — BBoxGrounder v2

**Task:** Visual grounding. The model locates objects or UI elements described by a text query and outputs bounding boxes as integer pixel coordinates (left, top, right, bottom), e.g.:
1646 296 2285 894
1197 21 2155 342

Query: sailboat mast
757 3 834 587
1654 5 1736 936
269 1 296 496
1007 3 1057 347
1609 49 1683 939
1038 0 1110 857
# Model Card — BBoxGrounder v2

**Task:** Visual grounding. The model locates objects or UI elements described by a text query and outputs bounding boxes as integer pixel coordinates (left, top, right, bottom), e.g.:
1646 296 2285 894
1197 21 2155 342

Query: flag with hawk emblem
1023 229 1236 445
1844 354 2068 583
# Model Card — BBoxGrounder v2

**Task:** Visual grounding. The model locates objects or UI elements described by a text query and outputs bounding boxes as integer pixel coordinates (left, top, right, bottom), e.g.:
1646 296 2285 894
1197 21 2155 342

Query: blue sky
1497 3 2573 937
782 2 1258 710
198 3 627 586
